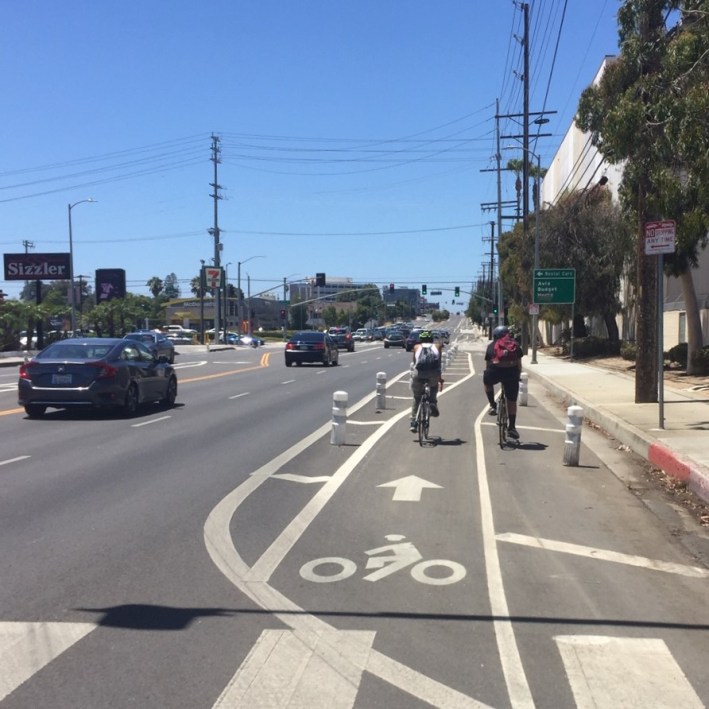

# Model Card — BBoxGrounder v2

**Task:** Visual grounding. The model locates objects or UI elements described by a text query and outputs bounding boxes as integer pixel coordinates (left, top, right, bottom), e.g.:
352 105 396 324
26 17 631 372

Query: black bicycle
496 382 509 448
414 382 432 446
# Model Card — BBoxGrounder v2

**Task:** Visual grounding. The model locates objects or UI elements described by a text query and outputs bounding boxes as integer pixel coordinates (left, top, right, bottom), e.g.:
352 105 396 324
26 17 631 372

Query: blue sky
1 1 620 308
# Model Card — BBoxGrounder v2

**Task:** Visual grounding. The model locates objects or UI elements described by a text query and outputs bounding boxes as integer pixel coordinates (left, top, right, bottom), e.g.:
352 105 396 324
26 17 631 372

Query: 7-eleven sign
203 267 222 289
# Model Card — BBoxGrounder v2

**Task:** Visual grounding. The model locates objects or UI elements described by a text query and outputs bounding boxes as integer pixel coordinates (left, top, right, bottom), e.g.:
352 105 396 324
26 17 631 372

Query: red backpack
493 333 521 365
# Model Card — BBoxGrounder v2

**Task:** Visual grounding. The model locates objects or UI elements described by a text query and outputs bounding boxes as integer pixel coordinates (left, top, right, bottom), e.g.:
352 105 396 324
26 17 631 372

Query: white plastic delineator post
519 372 529 406
331 390 348 445
563 405 583 466
376 371 387 410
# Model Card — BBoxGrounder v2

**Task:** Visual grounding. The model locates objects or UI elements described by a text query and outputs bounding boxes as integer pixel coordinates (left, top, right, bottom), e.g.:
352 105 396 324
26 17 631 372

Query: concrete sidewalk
525 351 709 505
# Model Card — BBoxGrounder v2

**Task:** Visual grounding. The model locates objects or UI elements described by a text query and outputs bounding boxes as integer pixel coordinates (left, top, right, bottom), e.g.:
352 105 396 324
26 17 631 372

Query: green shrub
571 336 621 359
667 342 688 367
621 341 637 361
690 346 709 375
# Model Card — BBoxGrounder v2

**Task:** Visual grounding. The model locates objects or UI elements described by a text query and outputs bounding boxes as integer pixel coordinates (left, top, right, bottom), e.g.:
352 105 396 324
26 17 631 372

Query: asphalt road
1 324 707 708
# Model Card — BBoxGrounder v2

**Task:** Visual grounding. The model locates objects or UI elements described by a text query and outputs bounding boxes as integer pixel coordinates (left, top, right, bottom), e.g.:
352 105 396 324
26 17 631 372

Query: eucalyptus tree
576 0 709 395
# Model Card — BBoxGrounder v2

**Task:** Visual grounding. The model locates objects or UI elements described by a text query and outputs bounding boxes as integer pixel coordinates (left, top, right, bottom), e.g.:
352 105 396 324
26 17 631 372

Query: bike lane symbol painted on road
299 534 467 586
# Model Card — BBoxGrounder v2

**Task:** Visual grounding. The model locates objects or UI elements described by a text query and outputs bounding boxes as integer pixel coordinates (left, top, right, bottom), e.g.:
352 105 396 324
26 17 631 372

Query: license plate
51 374 72 385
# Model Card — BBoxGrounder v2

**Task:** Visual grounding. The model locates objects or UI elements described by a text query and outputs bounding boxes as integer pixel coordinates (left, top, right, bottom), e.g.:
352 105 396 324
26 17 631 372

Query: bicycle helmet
418 330 433 342
492 325 509 340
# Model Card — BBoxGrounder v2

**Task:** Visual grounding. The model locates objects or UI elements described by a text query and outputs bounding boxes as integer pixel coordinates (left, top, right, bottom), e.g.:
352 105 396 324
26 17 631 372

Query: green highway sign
533 268 576 304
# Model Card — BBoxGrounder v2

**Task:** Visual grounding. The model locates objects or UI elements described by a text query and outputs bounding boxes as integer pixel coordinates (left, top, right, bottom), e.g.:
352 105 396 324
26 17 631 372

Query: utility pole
208 134 222 345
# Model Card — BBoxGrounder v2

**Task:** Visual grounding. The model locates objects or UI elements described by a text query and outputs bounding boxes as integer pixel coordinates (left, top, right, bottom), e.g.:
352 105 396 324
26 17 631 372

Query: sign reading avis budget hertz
533 268 576 304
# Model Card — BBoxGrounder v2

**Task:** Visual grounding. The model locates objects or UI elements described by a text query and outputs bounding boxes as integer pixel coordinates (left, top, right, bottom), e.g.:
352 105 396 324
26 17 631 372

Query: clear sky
1 0 620 308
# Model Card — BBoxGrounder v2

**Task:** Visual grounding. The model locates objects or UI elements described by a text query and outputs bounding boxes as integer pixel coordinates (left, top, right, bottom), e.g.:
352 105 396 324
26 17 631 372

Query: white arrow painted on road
0 621 96 701
377 475 442 501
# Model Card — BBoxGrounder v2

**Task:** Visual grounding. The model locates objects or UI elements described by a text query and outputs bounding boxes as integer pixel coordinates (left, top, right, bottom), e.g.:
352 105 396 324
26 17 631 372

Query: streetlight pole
236 256 265 335
67 198 96 334
223 262 232 341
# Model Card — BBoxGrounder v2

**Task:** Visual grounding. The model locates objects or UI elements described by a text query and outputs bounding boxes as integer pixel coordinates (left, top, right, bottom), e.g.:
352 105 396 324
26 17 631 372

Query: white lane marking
281 379 296 384
347 419 384 426
0 384 17 393
496 532 709 578
480 422 563 433
172 360 208 369
131 416 171 428
474 407 534 707
229 392 249 400
205 365 491 708
270 474 332 484
556 636 704 709
214 629 375 708
0 621 96 702
0 455 30 467
377 475 442 502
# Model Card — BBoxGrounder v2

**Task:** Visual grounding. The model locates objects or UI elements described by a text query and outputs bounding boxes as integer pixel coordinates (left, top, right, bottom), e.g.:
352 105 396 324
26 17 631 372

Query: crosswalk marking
213 629 375 708
0 621 96 702
556 635 704 708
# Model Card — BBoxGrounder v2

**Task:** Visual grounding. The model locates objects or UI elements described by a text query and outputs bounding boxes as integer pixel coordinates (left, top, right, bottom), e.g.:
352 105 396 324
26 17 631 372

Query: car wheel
285 359 293 367
384 343 390 348
25 404 46 418
123 383 139 417
296 361 303 366
169 353 175 364
162 376 177 407
331 354 339 366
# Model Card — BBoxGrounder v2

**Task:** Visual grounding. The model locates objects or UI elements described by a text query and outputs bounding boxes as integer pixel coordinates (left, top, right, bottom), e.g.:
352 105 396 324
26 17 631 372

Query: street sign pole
645 219 676 430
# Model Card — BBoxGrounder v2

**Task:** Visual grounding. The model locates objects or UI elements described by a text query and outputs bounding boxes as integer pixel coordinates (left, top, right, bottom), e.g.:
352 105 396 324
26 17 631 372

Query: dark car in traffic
383 328 406 348
328 327 355 352
18 338 178 418
405 329 423 351
285 331 339 367
124 331 175 363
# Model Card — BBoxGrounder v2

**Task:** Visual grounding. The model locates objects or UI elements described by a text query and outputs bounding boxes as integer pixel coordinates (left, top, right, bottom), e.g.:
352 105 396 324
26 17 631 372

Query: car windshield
125 333 155 343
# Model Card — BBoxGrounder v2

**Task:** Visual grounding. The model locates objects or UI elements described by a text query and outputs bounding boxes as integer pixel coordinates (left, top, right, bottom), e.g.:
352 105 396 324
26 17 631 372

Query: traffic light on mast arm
454 286 460 297
389 283 395 292
421 284 427 295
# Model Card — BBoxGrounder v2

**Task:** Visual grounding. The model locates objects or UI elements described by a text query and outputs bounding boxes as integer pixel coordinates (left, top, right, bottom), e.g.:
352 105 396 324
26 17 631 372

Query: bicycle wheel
419 400 430 445
497 391 508 448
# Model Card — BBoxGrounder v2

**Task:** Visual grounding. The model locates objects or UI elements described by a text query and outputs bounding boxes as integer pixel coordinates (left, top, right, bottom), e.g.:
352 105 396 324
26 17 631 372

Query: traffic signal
389 283 395 292
315 272 326 287
454 286 460 297
493 304 498 314
280 309 286 318
421 284 427 295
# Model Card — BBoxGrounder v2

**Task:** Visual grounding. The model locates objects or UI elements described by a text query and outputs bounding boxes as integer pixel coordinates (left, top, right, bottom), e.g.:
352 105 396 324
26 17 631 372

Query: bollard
519 372 528 407
376 372 387 410
562 405 583 466
331 390 348 445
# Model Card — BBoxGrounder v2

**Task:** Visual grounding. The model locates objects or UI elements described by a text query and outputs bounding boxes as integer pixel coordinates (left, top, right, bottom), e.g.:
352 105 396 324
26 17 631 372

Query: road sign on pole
533 269 576 304
644 220 676 255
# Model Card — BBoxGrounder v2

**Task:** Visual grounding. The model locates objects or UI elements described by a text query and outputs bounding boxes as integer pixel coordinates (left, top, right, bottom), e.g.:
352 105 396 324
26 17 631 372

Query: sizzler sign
4 252 71 280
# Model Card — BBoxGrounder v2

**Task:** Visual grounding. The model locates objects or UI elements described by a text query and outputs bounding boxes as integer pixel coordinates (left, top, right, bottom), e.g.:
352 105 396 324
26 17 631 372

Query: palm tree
146 277 164 299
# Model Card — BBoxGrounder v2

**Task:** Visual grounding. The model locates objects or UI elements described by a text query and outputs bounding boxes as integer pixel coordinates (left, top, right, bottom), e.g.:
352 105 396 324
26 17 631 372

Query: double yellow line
179 351 271 384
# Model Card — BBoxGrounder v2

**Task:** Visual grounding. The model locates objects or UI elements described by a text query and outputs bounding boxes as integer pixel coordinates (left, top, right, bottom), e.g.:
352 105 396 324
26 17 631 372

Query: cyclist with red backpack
484 325 523 439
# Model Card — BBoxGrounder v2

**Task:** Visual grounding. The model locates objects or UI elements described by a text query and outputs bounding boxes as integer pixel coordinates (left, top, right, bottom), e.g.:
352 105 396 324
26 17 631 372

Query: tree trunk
635 186 658 403
603 312 620 347
678 269 704 375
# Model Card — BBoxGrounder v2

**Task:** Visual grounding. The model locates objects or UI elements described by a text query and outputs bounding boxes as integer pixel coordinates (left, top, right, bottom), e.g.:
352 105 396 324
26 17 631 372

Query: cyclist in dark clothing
483 325 523 439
